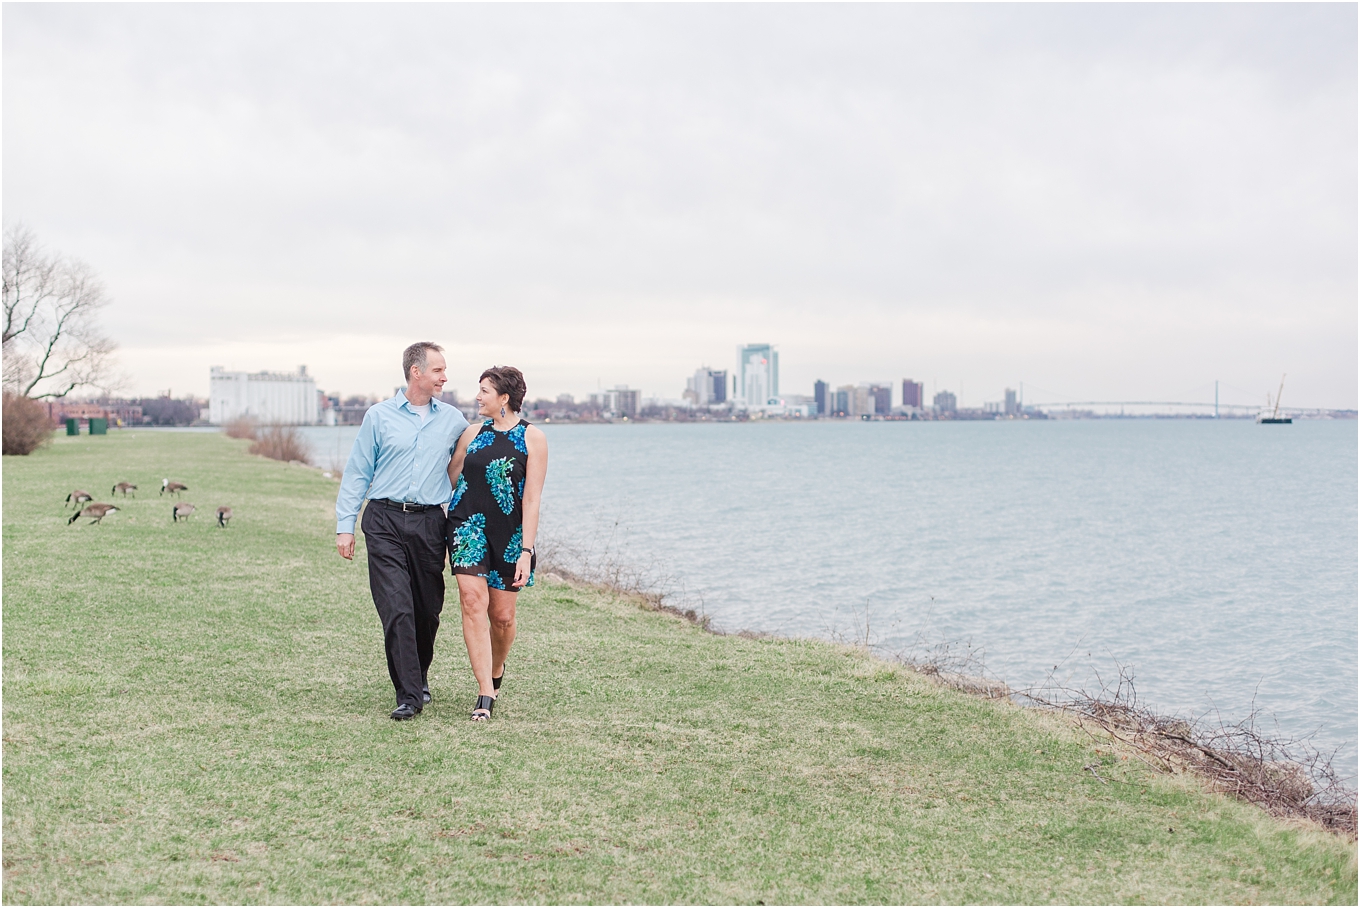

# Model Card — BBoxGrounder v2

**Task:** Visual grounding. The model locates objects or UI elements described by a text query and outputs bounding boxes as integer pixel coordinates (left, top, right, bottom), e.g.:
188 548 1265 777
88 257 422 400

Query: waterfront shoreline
6 431 1353 902
539 563 1357 837
536 418 1358 779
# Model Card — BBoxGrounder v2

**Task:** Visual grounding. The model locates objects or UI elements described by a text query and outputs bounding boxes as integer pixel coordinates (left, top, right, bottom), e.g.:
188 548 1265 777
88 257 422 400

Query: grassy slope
3 431 1354 905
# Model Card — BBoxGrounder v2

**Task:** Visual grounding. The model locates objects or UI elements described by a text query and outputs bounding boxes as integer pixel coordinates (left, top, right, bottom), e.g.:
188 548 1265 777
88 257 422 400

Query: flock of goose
65 479 232 528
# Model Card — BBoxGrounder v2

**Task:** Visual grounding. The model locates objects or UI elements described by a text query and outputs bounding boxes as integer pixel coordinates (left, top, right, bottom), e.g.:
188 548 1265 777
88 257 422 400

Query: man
336 342 469 720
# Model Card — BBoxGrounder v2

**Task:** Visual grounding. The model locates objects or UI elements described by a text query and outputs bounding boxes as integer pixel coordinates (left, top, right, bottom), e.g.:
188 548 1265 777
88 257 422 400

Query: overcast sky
5 3 1356 408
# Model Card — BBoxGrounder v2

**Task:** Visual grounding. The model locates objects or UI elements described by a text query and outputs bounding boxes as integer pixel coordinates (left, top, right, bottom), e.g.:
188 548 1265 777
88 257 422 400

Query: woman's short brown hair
480 366 527 412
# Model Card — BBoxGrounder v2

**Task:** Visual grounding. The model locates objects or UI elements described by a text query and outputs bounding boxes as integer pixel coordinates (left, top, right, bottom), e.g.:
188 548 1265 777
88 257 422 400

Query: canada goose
216 506 232 528
112 482 138 497
172 502 196 522
161 479 188 497
65 489 93 508
68 503 118 525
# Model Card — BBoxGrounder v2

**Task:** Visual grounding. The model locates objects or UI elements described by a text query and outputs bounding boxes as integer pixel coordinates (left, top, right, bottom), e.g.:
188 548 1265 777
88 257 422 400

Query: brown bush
248 424 310 463
1019 667 1358 836
3 392 54 455
223 415 257 439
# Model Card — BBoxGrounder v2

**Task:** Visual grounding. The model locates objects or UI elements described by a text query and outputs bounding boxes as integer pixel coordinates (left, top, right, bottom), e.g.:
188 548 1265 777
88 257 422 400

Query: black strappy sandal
493 663 505 692
470 694 495 721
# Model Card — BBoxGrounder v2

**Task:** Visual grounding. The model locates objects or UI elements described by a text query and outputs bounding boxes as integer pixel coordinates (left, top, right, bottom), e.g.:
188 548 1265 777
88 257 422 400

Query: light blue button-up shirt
335 393 470 534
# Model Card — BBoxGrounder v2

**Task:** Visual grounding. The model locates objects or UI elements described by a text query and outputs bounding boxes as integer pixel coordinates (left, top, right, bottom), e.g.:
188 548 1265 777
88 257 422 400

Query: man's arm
336 409 380 559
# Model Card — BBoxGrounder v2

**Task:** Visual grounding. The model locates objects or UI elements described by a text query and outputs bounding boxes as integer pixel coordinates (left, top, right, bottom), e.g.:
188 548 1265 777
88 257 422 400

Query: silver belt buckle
402 500 416 512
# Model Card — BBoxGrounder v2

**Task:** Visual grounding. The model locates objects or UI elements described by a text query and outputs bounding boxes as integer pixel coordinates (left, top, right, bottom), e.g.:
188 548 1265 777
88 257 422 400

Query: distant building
763 400 812 418
869 384 892 416
43 401 112 426
53 399 145 426
209 365 320 425
902 379 924 409
835 384 855 417
604 386 640 418
1005 387 1019 415
105 402 144 426
854 386 873 417
333 395 373 425
814 380 829 415
709 369 727 404
686 366 728 407
933 390 957 414
737 343 779 409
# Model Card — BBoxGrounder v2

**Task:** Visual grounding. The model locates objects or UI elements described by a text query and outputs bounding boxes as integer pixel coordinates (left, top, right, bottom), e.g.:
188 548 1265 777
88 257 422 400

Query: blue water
303 419 1358 777
535 419 1358 777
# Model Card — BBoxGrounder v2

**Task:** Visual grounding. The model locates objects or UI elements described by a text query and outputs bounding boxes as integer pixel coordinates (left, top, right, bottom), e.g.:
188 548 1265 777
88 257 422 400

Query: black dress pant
361 502 446 709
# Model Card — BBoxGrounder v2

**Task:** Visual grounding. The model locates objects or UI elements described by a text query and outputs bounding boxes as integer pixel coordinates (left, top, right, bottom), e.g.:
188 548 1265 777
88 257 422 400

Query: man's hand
337 533 356 560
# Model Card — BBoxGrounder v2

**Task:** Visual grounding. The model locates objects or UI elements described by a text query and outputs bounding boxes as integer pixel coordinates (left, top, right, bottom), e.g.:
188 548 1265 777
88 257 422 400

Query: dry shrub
856 601 1008 699
1021 667 1358 836
3 392 54 455
249 424 310 463
536 527 709 628
223 415 257 439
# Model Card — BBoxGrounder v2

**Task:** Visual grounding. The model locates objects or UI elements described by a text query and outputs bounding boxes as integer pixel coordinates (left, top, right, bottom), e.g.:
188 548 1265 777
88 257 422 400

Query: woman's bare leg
457 574 496 698
488 589 518 686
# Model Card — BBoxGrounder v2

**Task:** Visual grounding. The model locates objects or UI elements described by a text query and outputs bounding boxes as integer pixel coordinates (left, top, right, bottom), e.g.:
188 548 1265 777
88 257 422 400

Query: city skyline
5 5 1354 409
64 343 1338 420
87 350 1335 419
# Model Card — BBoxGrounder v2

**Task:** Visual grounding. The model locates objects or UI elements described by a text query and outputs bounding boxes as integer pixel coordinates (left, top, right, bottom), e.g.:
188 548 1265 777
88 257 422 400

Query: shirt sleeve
336 409 379 534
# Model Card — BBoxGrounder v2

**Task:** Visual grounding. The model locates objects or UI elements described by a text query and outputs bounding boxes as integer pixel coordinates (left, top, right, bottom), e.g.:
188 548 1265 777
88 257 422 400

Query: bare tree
2 225 120 399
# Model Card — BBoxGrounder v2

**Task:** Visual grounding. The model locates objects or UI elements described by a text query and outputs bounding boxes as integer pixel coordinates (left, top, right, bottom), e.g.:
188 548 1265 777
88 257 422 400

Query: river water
301 418 1357 776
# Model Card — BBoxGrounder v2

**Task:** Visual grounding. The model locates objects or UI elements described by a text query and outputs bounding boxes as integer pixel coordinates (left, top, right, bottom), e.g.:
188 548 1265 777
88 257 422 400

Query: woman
446 366 548 721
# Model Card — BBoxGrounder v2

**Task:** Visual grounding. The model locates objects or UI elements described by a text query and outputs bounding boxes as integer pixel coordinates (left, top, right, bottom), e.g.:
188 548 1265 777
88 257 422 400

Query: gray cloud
5 3 1354 406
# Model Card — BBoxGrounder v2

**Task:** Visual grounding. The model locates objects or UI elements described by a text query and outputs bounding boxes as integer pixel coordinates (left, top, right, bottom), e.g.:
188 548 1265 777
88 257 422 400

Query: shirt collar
397 391 440 413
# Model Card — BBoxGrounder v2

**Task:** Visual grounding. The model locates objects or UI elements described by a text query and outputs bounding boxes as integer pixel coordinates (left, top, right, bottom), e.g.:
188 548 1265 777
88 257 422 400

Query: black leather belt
374 499 440 513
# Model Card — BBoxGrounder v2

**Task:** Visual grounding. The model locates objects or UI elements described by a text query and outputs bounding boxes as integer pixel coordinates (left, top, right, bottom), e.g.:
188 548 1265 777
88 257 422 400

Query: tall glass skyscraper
736 343 779 409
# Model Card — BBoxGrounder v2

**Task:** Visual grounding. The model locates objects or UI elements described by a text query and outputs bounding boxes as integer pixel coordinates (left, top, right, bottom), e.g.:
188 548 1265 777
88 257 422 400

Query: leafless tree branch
2 225 120 399
3 225 60 346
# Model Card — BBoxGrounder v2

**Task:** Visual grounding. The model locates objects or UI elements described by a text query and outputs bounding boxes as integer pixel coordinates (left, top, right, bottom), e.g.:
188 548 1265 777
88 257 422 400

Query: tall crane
1257 373 1292 424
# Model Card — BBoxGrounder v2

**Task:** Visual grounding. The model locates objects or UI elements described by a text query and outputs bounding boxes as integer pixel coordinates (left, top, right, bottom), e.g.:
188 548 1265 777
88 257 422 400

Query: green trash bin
65 418 79 436
89 417 108 435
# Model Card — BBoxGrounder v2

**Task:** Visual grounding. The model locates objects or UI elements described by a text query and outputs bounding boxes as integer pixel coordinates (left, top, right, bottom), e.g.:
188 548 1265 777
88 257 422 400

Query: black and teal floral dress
448 419 535 591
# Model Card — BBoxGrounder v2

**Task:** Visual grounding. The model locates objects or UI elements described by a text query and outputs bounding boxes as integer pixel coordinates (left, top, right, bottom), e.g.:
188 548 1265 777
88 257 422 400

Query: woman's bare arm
514 425 549 586
447 423 481 488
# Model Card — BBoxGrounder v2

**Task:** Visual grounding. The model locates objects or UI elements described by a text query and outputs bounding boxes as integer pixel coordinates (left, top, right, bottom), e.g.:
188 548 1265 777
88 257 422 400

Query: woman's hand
513 552 533 588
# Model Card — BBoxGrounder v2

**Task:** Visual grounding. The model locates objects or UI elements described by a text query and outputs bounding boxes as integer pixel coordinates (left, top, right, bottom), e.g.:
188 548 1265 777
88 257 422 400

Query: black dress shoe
422 685 432 704
390 703 420 721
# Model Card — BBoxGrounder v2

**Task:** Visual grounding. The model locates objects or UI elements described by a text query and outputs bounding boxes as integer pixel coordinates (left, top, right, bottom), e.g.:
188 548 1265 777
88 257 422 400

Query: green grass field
4 430 1355 904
